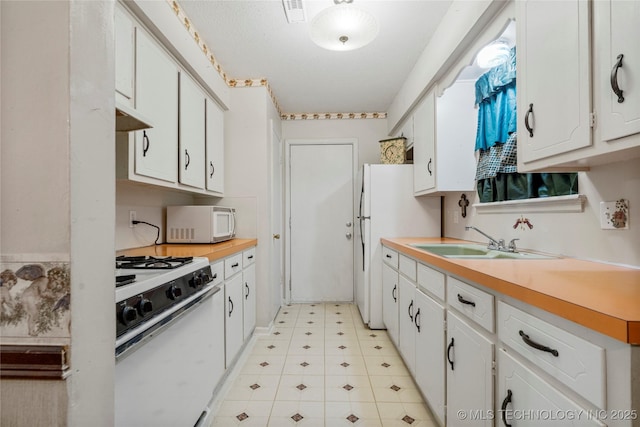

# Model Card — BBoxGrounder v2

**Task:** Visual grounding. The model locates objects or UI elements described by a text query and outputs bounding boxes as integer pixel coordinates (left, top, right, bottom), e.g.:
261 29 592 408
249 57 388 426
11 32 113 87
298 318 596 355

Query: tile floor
210 303 438 427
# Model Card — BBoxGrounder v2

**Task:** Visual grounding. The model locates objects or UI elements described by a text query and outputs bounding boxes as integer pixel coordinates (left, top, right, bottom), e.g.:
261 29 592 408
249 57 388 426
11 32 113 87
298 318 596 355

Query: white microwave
166 206 236 243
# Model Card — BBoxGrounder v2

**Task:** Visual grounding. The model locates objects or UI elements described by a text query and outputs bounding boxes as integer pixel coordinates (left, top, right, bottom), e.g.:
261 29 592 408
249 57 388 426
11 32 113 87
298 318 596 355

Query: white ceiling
178 0 453 115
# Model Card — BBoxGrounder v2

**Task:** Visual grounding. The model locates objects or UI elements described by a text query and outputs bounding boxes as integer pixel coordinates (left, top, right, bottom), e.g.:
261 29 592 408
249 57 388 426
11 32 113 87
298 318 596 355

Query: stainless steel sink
409 243 557 260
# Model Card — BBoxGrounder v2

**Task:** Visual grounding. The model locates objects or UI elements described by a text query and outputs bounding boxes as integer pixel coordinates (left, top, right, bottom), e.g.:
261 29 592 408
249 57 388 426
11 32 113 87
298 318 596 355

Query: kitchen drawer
498 301 605 408
447 277 494 333
209 260 224 286
417 262 445 301
224 253 243 279
399 255 417 281
382 246 398 269
243 247 256 268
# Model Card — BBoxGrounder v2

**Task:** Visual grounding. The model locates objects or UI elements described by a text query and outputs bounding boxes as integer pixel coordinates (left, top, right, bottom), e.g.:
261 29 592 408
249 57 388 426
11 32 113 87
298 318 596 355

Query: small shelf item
379 137 407 164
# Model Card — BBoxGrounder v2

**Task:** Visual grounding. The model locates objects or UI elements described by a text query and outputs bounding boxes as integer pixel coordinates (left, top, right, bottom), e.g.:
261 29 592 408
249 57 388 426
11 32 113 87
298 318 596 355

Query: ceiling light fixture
309 0 379 52
476 38 511 69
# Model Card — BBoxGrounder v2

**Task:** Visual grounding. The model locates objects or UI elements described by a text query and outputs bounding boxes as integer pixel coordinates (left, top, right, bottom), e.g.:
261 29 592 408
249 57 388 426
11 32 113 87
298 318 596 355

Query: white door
271 126 284 303
382 262 399 346
178 72 205 189
289 142 354 302
398 276 416 374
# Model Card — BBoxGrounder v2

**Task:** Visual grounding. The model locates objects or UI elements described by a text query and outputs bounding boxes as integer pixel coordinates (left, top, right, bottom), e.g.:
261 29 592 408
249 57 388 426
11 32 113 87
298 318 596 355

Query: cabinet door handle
228 296 234 317
142 131 150 156
427 158 433 176
519 330 559 357
414 308 421 333
501 389 513 427
447 337 455 370
408 300 414 322
209 161 215 178
185 149 190 170
392 284 397 302
245 282 249 300
457 293 476 307
611 53 625 103
524 103 534 137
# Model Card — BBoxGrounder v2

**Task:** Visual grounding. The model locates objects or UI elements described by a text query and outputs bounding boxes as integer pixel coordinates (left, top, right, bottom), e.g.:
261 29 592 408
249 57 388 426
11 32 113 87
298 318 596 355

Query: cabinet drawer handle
392 284 397 302
427 158 433 176
524 103 534 138
185 149 190 170
231 262 239 268
611 53 625 103
457 293 476 307
228 296 234 317
414 308 421 333
142 131 150 156
447 337 455 371
209 161 215 178
501 389 513 427
385 254 392 259
519 330 559 357
248 255 254 260
408 300 414 322
245 282 249 300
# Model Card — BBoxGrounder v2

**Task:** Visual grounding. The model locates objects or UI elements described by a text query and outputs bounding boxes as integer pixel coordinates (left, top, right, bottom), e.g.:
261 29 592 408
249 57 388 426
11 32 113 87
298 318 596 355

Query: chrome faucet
465 226 507 251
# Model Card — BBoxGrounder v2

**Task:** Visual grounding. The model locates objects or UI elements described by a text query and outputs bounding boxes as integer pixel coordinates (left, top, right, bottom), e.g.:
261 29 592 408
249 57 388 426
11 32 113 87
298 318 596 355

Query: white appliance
355 164 441 329
114 256 224 427
167 205 236 243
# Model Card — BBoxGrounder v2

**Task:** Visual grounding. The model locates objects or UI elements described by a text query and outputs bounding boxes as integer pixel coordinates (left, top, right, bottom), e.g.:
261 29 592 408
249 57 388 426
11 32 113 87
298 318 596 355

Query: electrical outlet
129 210 137 228
600 200 629 230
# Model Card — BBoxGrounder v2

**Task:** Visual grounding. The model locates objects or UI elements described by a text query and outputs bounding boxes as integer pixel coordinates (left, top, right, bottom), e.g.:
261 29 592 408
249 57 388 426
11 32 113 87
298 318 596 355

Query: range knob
120 305 137 326
189 274 203 288
166 285 182 300
201 272 211 284
137 298 153 316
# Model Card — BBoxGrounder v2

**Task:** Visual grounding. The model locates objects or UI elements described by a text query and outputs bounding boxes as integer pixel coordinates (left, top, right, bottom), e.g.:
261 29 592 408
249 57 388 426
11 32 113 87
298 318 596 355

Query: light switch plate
600 200 629 230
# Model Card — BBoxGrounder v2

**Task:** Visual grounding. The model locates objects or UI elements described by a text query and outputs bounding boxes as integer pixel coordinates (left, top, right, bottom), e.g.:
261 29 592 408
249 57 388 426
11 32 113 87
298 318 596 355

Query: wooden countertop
116 238 258 263
382 237 640 344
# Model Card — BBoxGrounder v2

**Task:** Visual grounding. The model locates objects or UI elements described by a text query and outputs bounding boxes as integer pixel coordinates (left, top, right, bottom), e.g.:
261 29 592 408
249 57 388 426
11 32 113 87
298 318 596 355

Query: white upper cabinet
134 29 179 183
179 72 206 189
413 82 477 196
596 0 640 142
517 0 592 168
206 97 225 195
115 4 134 106
413 89 436 194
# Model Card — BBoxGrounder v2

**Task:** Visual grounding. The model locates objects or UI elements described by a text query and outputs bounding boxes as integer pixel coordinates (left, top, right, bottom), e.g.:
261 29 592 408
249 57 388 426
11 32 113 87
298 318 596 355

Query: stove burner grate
116 256 194 270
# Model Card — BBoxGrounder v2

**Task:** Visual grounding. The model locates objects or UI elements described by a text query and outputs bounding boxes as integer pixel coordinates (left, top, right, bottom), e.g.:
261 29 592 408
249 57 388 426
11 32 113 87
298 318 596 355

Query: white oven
114 256 225 427
166 206 236 243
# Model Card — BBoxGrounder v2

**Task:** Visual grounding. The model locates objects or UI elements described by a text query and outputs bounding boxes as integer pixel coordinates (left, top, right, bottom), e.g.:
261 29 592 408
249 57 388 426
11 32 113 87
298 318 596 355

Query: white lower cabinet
498 349 605 427
209 286 226 388
224 273 244 368
446 311 494 427
382 261 400 347
243 263 256 340
382 248 635 427
414 288 446 426
399 275 417 374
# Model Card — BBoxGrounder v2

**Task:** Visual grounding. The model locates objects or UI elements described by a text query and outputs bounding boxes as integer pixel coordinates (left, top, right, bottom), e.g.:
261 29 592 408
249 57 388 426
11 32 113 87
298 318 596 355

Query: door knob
273 234 280 239
346 232 352 239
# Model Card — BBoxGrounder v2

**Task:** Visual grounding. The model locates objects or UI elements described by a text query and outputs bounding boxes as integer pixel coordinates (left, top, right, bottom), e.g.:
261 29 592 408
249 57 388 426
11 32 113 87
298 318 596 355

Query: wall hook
458 194 469 218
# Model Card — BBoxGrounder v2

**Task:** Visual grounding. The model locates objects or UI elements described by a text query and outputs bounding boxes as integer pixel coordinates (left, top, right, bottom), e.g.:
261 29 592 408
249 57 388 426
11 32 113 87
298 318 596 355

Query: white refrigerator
355 164 441 329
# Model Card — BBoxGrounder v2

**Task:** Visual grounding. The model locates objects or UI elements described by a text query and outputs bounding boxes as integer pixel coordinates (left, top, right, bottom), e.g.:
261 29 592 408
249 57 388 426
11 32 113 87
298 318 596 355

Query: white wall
115 181 196 250
283 118 389 168
444 158 640 267
1 1 116 425
220 86 282 329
